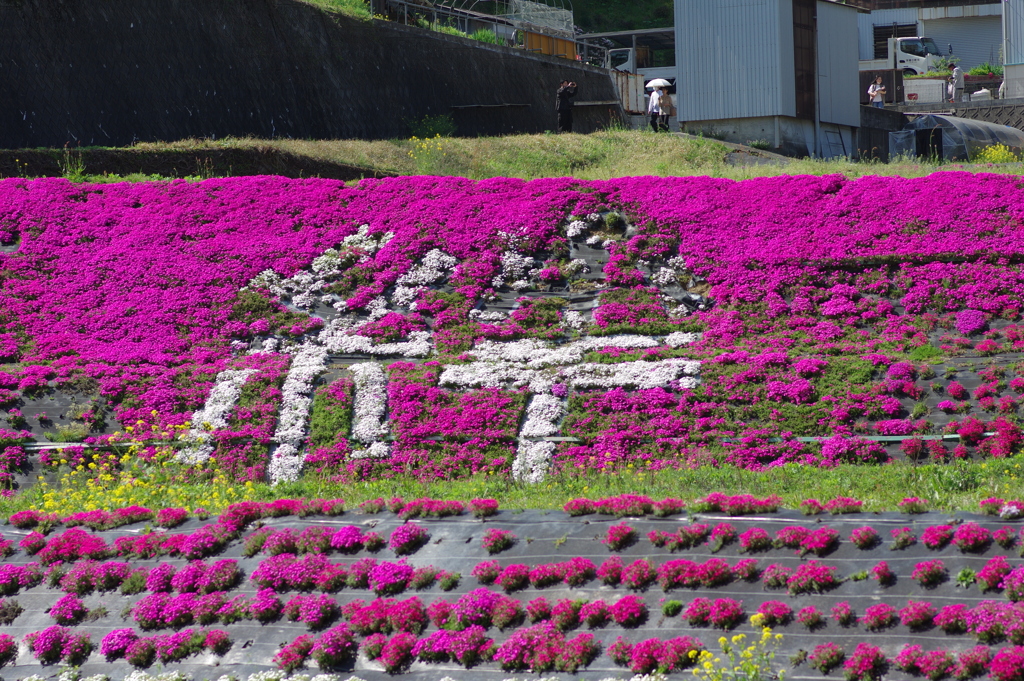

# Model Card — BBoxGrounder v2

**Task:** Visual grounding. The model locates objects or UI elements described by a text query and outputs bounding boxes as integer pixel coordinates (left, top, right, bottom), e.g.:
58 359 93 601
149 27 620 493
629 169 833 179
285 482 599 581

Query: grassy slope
298 0 371 20
3 456 1019 517
10 132 1020 184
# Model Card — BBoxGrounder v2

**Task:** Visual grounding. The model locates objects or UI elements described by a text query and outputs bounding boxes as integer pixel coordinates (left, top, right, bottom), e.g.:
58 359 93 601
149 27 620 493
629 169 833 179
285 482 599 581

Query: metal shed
674 0 860 158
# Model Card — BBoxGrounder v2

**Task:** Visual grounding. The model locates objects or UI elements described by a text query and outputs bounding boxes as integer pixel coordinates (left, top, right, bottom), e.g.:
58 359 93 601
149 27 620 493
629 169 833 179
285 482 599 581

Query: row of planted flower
6 175 1024 490
9 490 1024 533
3 494 1024 677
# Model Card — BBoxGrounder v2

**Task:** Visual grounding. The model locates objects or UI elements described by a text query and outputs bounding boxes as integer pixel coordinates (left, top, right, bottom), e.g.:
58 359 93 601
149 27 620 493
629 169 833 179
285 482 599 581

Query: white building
674 0 860 158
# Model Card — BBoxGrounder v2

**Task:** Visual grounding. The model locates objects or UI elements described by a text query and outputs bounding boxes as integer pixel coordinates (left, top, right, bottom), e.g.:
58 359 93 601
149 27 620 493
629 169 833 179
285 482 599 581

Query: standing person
950 63 964 102
648 86 665 132
867 75 886 108
658 90 673 131
556 80 577 133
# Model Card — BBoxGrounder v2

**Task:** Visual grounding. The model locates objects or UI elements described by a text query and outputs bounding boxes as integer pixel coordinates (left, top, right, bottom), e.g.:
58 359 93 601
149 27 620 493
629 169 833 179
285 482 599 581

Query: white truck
860 37 944 77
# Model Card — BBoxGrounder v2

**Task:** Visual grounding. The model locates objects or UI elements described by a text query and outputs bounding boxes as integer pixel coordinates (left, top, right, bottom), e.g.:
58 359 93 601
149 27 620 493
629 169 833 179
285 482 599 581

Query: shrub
831 601 855 626
308 624 357 669
274 634 315 672
897 496 929 513
801 526 840 556
912 559 949 588
756 600 791 626
50 593 87 625
495 564 529 593
579 600 609 628
859 603 896 631
707 598 744 629
922 525 953 549
934 604 968 634
621 559 656 590
481 528 516 554
471 560 500 585
603 523 637 550
155 507 189 528
995 527 1018 549
891 527 917 550
953 523 992 553
977 555 1012 592
955 646 990 680
762 564 792 589
809 642 845 673
843 643 887 681
388 523 429 555
125 637 157 668
101 628 139 661
738 527 772 552
469 498 499 518
437 570 460 591
609 594 648 628
550 599 583 632
991 646 1024 681
899 600 936 630
708 522 737 552
732 558 760 582
849 526 879 549
787 560 839 594
797 605 823 629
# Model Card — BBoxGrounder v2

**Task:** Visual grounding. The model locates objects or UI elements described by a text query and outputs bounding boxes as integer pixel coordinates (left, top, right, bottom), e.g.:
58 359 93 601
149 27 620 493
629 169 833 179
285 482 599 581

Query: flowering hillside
0 174 1022 501
0 172 1024 679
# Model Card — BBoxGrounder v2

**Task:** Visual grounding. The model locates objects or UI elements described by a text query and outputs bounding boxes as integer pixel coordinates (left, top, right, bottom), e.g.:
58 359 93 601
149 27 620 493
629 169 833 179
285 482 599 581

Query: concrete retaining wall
0 0 623 148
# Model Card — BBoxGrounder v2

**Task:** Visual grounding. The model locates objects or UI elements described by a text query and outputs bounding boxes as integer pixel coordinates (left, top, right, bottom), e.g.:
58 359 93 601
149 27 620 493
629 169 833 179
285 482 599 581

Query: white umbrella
646 78 671 89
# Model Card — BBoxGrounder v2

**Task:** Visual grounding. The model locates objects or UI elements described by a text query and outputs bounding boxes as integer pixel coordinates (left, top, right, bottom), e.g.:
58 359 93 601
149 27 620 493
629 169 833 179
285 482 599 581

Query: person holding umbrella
647 79 672 132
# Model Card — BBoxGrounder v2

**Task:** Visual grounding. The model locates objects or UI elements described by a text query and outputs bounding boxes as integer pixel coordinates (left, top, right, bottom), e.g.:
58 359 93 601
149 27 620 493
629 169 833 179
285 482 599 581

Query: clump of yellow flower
691 615 785 681
31 420 249 516
407 134 446 160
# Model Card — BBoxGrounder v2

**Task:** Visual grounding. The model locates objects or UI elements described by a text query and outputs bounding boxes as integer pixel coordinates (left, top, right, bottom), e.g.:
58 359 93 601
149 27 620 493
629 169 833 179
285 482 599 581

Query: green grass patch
9 131 1023 183
4 457 1023 517
301 0 371 20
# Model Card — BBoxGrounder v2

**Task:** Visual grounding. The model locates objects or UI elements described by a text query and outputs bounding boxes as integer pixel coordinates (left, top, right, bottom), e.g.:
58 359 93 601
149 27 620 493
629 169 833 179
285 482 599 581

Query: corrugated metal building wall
818 0 860 128
676 0 858 125
1008 0 1024 65
857 8 920 61
922 14 1002 70
1004 0 1024 97
674 0 858 157
674 0 792 121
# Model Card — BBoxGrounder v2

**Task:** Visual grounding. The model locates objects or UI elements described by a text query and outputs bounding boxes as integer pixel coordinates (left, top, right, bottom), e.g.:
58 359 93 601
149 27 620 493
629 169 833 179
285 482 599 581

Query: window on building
793 0 815 121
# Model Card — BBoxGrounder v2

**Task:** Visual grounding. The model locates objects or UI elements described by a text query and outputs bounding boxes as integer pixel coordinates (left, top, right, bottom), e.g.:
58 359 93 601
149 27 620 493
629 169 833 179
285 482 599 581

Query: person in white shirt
648 87 665 132
867 75 886 109
949 64 964 103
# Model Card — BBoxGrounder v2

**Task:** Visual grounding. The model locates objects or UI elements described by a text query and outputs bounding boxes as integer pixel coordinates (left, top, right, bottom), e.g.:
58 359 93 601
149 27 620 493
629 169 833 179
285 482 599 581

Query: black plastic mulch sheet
1 508 1022 680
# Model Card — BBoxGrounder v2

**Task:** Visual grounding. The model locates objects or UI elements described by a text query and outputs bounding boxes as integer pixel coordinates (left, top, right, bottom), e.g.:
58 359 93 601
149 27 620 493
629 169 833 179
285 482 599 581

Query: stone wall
0 0 623 148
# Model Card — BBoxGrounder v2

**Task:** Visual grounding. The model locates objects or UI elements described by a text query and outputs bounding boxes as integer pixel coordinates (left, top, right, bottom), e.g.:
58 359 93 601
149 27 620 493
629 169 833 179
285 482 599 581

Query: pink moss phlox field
0 176 582 428
6 173 1024 485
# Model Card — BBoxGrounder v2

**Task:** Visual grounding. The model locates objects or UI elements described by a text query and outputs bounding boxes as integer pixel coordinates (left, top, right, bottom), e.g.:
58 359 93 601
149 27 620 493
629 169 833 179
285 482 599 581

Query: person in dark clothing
556 80 577 133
